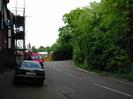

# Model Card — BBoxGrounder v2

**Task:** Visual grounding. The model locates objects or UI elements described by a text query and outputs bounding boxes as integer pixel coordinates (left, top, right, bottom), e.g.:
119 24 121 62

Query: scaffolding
13 0 25 51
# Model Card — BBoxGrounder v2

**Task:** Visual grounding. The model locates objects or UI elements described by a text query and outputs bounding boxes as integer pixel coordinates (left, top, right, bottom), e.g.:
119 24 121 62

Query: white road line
73 63 133 86
53 63 61 72
53 63 82 80
93 83 133 98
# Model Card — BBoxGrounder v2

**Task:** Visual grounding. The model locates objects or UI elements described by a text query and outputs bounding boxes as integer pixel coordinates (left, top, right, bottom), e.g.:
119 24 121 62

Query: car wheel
39 80 44 86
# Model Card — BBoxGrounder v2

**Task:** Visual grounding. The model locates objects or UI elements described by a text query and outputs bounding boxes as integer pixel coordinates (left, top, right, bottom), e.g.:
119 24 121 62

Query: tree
52 0 133 73
31 46 37 52
38 46 45 52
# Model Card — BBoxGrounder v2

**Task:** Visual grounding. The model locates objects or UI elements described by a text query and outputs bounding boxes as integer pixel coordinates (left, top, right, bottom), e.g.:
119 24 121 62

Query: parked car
14 60 45 85
24 52 44 68
31 52 44 67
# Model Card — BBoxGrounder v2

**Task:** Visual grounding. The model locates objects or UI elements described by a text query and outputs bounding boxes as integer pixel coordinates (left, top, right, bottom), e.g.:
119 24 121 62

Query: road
45 60 133 99
0 66 67 99
0 60 133 99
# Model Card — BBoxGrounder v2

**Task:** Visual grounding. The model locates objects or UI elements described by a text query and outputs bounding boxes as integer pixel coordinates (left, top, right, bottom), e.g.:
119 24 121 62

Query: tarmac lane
0 70 67 99
45 60 133 99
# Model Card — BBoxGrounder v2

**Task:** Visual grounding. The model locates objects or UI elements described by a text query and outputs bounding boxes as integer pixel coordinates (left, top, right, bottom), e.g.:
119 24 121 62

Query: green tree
31 46 37 52
38 46 45 52
52 0 133 74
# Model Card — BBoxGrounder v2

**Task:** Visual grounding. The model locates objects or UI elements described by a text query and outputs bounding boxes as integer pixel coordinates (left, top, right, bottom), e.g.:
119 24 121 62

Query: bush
105 46 131 73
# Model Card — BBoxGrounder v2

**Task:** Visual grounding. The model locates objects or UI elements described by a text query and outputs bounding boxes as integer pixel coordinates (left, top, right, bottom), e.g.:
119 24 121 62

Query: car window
21 62 42 69
31 55 42 60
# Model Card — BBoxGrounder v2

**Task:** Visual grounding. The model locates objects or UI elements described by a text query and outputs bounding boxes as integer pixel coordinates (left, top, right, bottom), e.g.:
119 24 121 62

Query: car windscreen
20 62 42 69
31 55 42 60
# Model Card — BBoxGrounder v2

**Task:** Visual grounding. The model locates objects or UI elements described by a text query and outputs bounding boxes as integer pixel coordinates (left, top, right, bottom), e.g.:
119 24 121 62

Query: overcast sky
8 0 100 48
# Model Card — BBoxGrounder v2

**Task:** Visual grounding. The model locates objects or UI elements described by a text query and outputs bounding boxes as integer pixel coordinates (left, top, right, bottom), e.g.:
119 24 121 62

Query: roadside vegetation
33 0 133 80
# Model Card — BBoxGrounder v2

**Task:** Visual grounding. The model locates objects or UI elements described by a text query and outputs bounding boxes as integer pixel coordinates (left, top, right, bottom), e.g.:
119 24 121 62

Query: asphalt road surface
0 60 133 99
0 66 67 99
45 60 133 99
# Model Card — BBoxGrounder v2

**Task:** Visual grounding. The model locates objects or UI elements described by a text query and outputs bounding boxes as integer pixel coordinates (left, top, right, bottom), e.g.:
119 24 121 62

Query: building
0 0 25 72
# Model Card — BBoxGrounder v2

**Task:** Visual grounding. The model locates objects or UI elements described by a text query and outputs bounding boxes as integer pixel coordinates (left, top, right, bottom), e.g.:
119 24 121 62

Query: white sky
8 0 100 48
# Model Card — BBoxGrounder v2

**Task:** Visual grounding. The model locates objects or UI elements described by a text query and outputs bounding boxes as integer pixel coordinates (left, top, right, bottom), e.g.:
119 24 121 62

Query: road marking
93 83 133 98
53 63 61 72
53 63 82 80
73 62 133 86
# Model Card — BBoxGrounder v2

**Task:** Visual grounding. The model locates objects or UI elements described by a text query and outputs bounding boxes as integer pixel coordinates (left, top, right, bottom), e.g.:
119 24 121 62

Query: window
31 55 42 60
21 61 42 69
